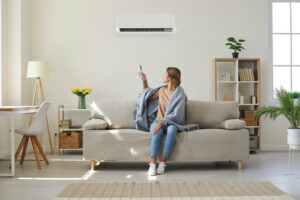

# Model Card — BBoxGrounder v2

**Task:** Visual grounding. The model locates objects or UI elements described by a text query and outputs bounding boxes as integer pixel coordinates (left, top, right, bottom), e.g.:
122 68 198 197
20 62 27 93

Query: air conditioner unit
115 14 177 34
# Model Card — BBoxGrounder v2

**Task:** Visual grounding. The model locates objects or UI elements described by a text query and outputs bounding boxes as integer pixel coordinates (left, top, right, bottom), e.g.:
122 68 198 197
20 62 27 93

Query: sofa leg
238 160 242 170
91 160 95 171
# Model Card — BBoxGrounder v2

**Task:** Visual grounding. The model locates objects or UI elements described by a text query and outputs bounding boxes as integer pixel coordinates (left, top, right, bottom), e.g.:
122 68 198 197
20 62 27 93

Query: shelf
59 148 83 151
60 128 84 132
214 58 261 152
217 81 237 83
239 104 259 106
214 58 260 61
239 81 259 83
59 108 90 111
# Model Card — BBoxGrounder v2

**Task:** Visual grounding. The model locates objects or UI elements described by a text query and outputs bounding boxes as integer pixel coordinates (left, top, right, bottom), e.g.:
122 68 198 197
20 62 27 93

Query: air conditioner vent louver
115 14 176 34
120 28 173 32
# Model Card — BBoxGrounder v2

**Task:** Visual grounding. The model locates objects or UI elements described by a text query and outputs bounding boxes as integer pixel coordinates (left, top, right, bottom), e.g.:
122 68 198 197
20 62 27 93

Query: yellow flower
70 89 73 93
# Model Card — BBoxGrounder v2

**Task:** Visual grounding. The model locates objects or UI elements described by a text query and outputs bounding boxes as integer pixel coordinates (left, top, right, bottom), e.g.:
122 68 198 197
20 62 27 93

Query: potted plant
71 88 92 109
288 91 300 105
254 88 300 150
225 37 245 58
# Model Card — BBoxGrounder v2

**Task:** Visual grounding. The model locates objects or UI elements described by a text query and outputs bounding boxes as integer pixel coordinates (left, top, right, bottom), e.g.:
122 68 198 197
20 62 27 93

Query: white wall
0 0 32 157
1 0 291 155
0 0 22 157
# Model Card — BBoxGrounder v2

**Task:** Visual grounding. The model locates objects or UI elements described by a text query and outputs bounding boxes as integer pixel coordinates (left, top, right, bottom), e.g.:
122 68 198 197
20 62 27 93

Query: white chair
13 101 51 169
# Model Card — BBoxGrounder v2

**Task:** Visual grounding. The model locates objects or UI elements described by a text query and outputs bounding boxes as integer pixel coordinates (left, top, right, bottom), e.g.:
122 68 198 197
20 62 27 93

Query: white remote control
138 65 143 78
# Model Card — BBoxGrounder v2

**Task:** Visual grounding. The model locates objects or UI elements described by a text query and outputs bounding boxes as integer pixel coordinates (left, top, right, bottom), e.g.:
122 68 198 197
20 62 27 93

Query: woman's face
163 71 170 83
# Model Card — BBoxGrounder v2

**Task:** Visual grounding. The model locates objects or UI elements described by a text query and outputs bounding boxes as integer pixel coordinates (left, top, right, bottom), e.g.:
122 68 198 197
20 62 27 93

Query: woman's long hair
166 67 181 88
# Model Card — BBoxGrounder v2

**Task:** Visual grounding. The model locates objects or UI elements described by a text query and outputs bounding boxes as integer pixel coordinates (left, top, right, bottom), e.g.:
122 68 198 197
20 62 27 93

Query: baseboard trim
261 145 289 151
0 151 10 158
0 147 53 159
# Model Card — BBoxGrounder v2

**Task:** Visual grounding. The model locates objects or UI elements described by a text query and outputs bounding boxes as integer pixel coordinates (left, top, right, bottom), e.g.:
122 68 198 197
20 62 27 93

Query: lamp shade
26 61 50 78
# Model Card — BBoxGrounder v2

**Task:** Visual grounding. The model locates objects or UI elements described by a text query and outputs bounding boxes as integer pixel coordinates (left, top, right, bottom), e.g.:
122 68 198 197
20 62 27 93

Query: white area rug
56 181 294 199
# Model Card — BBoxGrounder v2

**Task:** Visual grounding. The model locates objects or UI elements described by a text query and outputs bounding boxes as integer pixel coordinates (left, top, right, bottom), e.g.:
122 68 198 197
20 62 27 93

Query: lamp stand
29 78 54 154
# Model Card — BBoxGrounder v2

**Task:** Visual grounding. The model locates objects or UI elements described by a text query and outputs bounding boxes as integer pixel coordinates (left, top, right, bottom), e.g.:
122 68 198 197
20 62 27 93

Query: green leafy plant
288 91 300 99
254 88 300 129
225 37 245 53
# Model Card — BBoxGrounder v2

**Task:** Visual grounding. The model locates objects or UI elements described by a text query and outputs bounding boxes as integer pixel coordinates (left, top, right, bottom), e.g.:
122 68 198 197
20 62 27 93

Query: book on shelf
59 119 72 128
247 69 251 81
251 69 255 81
60 125 81 130
238 68 255 81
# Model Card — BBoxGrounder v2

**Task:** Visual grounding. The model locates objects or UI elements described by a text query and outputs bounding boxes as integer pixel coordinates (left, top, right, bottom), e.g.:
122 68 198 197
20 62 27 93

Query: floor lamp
27 61 53 154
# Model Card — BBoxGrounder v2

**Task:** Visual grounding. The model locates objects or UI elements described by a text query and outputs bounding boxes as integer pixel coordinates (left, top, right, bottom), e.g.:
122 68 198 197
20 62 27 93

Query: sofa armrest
83 118 108 130
219 119 245 130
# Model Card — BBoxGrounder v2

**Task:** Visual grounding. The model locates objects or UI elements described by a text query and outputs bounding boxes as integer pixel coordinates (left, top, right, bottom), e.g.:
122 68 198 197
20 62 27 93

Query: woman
139 67 183 176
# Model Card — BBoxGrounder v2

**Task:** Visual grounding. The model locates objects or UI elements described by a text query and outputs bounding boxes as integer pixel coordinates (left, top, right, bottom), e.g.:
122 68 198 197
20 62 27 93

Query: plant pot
287 128 300 150
293 99 298 105
78 96 86 109
232 52 239 58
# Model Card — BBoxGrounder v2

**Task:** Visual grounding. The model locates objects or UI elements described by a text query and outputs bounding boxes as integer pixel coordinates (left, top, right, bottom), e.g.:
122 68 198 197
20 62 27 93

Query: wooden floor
0 151 299 200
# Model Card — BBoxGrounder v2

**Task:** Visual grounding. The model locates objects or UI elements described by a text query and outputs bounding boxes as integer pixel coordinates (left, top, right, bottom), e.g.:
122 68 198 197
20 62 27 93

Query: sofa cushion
84 129 151 161
83 128 249 162
90 100 239 129
169 128 249 161
185 100 239 129
90 103 106 120
90 100 136 129
83 119 108 130
219 119 245 130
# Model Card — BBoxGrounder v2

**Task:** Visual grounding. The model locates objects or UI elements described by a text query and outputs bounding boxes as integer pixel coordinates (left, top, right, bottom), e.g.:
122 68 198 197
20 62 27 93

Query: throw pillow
83 118 108 130
219 119 245 130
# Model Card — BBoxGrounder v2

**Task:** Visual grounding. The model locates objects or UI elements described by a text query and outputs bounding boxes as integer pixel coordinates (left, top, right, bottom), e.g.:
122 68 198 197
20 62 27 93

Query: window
272 1 300 97
0 0 2 105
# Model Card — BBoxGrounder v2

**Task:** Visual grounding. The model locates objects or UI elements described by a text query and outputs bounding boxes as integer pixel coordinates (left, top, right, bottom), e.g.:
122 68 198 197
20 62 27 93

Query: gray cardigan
133 84 199 132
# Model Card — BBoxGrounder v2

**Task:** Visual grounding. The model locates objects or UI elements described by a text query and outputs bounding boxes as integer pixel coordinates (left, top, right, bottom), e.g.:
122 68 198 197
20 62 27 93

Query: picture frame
221 73 230 81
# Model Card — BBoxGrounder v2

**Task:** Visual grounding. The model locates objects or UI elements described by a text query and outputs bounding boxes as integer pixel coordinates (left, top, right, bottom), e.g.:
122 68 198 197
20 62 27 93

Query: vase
293 99 298 105
232 52 239 58
287 128 300 150
78 96 86 109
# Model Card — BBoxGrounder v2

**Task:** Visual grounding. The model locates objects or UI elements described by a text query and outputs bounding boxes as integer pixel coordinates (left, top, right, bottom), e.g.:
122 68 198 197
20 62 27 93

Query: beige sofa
83 100 249 170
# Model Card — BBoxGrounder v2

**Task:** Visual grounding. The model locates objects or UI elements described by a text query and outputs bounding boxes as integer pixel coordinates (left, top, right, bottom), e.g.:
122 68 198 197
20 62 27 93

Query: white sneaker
157 162 166 174
148 163 156 176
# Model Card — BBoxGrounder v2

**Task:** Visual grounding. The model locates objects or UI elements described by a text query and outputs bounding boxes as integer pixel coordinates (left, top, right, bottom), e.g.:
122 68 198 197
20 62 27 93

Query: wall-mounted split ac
115 14 176 34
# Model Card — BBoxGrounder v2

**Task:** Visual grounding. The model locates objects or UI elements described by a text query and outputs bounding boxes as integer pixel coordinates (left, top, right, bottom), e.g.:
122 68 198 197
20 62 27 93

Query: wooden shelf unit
57 105 91 155
213 58 261 152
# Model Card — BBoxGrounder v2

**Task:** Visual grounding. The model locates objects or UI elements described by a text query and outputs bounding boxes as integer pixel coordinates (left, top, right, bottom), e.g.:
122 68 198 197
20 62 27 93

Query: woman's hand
138 72 147 82
139 72 149 89
153 123 162 135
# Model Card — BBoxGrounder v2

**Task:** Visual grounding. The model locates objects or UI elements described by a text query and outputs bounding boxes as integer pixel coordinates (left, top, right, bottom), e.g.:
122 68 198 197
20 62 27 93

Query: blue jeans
150 120 178 159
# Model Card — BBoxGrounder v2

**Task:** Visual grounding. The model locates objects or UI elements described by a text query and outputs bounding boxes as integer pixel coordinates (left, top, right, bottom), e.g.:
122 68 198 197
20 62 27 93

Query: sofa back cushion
91 100 239 129
185 100 239 128
91 100 136 129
